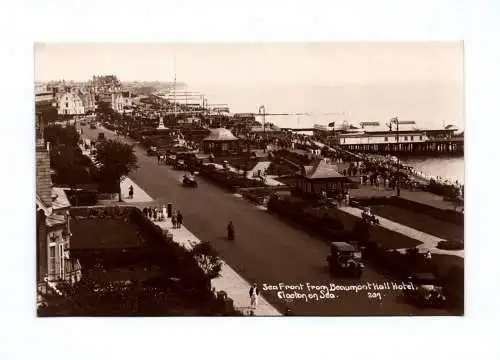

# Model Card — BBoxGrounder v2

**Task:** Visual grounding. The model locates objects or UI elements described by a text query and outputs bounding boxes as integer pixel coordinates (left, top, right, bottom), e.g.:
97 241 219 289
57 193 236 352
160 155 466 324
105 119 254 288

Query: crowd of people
141 205 184 229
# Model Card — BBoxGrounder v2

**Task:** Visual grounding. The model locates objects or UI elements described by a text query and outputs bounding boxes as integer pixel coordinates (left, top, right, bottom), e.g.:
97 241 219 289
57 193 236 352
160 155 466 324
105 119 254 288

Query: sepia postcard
35 42 464 316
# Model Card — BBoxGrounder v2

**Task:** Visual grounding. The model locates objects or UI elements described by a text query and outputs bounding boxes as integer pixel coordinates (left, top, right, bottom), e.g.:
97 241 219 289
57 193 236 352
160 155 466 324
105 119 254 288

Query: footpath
247 161 283 186
119 179 282 316
79 135 280 315
339 206 464 258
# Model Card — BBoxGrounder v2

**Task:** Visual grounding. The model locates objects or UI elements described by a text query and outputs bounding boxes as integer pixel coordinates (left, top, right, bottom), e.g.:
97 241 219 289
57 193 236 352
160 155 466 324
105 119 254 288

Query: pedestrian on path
162 204 167 221
176 211 183 228
249 283 260 310
129 185 134 199
171 213 177 229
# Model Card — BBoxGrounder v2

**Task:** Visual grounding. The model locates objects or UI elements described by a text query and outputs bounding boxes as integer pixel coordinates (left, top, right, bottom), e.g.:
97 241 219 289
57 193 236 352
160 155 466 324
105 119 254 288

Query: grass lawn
370 205 464 243
71 219 141 249
308 206 422 249
432 253 464 274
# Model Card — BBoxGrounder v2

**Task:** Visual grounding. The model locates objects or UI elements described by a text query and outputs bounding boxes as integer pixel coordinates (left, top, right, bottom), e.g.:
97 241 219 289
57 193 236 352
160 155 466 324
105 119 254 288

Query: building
296 158 349 195
78 88 96 114
57 90 85 116
92 75 121 94
202 128 240 155
111 91 134 113
336 121 463 154
35 87 58 123
36 115 81 299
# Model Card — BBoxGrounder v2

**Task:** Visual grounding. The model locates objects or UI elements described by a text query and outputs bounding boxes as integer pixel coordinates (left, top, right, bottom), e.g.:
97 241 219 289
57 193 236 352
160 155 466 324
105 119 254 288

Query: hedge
69 206 241 315
354 196 463 225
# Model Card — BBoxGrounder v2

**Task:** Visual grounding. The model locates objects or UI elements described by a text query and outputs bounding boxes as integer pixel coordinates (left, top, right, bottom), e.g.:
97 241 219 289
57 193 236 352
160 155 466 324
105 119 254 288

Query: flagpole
395 117 400 197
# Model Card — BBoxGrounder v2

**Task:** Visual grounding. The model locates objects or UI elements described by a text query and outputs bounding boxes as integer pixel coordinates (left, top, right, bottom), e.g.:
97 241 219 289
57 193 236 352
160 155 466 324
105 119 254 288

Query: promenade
122 178 281 316
80 124 451 315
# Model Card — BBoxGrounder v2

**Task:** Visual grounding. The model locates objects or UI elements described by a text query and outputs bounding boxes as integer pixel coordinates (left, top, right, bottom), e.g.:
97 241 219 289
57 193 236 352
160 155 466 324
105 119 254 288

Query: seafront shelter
296 159 349 195
202 128 240 155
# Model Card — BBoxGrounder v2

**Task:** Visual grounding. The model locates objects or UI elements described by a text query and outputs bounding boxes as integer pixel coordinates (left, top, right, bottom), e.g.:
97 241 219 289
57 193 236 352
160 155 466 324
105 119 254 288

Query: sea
190 82 465 183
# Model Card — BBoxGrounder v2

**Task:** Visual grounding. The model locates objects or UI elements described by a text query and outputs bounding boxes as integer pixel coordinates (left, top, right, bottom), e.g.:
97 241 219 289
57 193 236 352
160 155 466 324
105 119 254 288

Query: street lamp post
390 116 401 197
259 105 266 150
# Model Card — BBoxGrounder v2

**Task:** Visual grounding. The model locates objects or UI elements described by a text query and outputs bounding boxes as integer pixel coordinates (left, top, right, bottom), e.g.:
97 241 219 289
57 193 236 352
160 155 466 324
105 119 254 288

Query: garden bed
265 158 299 176
200 165 265 190
368 204 464 243
41 206 243 316
238 187 288 205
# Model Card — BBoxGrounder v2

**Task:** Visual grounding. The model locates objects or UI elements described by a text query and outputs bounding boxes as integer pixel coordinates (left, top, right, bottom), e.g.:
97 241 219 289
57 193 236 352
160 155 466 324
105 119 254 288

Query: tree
44 124 79 148
95 139 138 196
191 242 222 280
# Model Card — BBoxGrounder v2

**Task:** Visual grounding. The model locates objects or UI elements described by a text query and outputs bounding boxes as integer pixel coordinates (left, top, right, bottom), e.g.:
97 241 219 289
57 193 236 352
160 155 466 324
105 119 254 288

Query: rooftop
51 187 71 210
301 159 346 180
36 146 52 206
203 128 239 142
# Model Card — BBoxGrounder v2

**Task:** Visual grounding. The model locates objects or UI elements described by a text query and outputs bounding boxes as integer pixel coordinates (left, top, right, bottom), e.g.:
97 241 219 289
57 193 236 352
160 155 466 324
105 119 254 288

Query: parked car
173 159 187 170
404 273 447 308
327 242 364 278
182 174 198 188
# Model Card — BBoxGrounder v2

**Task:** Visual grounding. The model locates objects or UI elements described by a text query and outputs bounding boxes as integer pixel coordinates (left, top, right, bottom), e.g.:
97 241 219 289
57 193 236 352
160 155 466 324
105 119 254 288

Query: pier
341 138 464 155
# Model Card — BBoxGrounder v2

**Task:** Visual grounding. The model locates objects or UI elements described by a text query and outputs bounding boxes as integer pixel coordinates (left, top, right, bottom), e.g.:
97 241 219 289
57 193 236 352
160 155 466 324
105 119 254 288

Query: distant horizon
35 42 464 128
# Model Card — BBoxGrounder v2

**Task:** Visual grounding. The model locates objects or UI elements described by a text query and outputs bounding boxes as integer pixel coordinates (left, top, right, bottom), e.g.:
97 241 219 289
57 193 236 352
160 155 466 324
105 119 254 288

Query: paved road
82 125 450 315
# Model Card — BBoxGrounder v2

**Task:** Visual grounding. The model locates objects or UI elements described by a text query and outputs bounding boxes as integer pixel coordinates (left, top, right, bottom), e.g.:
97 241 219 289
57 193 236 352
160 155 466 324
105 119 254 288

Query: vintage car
90 122 97 129
166 155 177 165
97 132 105 142
404 273 447 307
147 146 157 156
326 242 364 278
182 174 198 188
173 159 187 170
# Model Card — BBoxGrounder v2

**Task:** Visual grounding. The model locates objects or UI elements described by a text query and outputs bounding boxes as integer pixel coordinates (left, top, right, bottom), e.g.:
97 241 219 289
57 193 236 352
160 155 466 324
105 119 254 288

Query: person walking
128 185 134 199
249 283 260 311
176 211 183 228
171 213 177 229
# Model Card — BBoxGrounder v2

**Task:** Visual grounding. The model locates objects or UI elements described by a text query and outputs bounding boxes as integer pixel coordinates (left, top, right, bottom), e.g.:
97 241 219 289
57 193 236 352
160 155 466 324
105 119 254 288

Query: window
221 143 228 151
384 137 388 142
66 102 69 108
419 136 423 140
49 245 56 278
59 243 65 279
410 136 414 141
404 136 408 141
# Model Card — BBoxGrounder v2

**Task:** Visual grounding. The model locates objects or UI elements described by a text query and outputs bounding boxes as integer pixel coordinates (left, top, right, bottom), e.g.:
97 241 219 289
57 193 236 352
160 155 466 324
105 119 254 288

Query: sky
34 42 463 85
34 42 464 127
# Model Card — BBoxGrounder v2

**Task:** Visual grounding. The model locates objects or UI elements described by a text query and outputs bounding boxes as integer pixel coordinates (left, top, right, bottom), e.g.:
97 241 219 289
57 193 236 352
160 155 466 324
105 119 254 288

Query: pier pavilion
336 124 463 155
